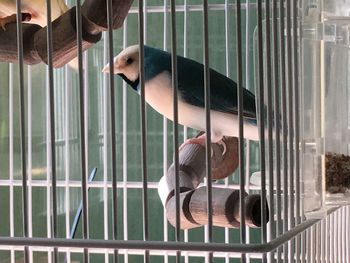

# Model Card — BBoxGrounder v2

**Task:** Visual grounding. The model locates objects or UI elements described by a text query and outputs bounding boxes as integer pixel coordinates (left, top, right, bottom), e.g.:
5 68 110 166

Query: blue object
103 45 258 141
69 167 97 239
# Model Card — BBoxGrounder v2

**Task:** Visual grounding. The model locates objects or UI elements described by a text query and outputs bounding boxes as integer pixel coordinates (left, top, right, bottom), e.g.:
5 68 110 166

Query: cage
0 0 349 263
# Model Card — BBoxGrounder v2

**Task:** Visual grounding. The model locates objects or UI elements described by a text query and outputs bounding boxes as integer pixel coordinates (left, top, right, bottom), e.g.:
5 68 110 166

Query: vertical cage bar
334 211 337 261
244 3 251 261
342 208 346 262
9 63 15 263
76 1 89 262
64 64 71 263
27 65 33 263
122 19 129 263
138 1 150 262
321 214 325 262
333 213 336 263
300 231 306 263
144 0 148 43
183 2 189 261
292 0 301 261
326 214 329 263
203 1 213 262
83 52 89 195
183 0 188 59
286 0 295 245
235 1 246 263
286 0 295 259
15 0 29 261
345 205 350 263
106 0 119 261
340 210 343 263
339 210 343 262
331 213 335 261
264 1 275 262
304 228 308 262
45 0 58 261
292 0 300 224
292 0 300 217
183 0 188 141
170 1 181 262
102 32 110 263
311 224 316 262
162 2 169 262
224 0 230 80
45 71 52 263
257 1 267 262
279 0 289 259
272 0 282 261
316 222 320 263
224 1 230 262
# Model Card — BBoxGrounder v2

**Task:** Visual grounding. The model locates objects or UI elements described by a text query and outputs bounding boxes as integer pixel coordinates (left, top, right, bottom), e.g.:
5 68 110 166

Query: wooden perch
165 187 268 229
0 23 42 65
165 190 200 229
158 137 238 206
34 7 101 67
158 143 207 206
0 0 133 66
158 134 269 229
82 0 133 31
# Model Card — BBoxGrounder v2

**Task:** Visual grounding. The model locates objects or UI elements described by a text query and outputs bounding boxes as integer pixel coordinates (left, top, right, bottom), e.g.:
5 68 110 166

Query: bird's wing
176 55 257 120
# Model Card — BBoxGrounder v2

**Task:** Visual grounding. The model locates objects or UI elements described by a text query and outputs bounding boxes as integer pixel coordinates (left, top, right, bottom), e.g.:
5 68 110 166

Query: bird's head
103 45 140 90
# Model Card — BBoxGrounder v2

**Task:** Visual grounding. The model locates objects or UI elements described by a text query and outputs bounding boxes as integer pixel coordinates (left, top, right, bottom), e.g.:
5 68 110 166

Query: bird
103 45 259 151
0 0 68 30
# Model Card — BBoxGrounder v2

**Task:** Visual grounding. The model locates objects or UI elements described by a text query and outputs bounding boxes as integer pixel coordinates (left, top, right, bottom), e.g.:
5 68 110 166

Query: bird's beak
102 57 121 74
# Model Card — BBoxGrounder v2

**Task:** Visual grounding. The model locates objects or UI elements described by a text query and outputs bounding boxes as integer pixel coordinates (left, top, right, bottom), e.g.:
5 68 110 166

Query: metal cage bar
138 1 150 262
76 1 89 262
15 0 29 261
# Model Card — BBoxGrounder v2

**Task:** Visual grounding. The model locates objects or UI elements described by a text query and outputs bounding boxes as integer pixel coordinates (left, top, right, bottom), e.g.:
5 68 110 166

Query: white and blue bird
103 45 259 148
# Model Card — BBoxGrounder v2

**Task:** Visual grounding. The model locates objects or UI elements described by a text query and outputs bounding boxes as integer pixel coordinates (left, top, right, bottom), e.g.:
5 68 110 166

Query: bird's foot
180 133 227 157
0 13 31 31
180 134 215 157
179 134 207 152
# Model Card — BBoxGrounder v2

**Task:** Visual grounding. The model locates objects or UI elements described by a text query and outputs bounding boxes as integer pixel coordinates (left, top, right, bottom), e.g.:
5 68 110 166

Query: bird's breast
143 72 259 141
144 72 174 119
144 71 203 129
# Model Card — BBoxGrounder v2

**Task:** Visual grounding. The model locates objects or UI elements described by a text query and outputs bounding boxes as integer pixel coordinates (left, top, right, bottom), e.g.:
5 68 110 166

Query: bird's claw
180 134 227 157
217 140 227 156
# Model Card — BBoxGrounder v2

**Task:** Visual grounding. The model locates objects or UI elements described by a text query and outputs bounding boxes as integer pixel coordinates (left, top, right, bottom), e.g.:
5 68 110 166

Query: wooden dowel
158 135 239 205
82 0 133 31
189 186 242 228
34 7 101 68
0 0 133 66
0 23 42 64
165 190 200 230
165 187 268 229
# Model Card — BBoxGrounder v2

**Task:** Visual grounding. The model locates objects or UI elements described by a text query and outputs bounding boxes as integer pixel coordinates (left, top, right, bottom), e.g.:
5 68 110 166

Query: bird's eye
126 58 133 65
